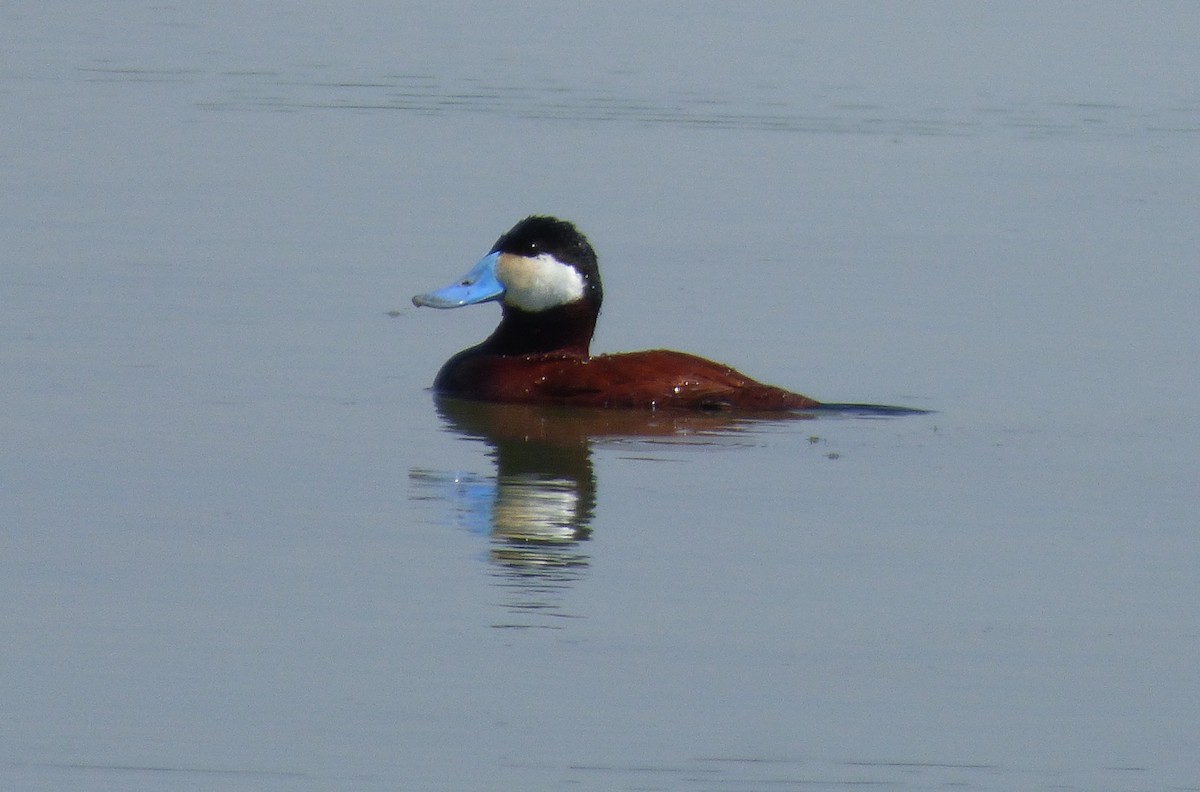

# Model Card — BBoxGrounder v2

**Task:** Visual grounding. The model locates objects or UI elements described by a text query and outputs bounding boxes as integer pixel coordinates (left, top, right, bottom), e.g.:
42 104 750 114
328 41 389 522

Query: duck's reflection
411 395 811 627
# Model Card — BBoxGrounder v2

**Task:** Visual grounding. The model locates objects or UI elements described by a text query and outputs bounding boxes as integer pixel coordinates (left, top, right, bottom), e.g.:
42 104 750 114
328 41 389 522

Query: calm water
4 3 1199 791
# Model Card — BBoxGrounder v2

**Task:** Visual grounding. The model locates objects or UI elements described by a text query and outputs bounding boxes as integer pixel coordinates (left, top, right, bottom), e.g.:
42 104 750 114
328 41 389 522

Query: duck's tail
805 402 933 417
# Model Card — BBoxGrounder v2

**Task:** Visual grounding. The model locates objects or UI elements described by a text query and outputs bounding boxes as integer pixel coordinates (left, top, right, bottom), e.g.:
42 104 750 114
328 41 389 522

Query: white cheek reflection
408 466 591 626
410 469 586 543
491 475 583 544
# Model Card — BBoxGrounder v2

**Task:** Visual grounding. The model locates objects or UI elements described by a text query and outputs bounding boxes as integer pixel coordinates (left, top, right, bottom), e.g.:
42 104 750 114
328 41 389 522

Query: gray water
4 3 1199 790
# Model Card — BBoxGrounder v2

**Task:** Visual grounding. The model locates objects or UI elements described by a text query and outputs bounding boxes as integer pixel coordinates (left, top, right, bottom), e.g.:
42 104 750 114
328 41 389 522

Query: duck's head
413 216 603 313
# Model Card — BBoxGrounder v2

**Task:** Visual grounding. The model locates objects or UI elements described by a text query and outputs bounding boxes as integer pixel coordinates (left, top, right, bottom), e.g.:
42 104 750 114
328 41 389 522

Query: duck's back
434 349 820 411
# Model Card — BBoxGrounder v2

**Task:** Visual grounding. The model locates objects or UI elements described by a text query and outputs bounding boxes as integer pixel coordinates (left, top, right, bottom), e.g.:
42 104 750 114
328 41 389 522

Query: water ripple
182 68 1200 139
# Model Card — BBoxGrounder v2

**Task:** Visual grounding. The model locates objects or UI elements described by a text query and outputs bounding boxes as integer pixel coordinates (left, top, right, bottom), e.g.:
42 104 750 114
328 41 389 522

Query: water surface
3 3 1199 791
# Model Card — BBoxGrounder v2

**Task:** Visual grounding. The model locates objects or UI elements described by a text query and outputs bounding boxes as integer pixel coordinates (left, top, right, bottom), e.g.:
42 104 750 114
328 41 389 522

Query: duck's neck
484 302 597 357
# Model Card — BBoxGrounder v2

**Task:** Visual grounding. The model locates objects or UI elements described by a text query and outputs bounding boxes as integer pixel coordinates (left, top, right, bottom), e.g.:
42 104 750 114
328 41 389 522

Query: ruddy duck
413 216 900 411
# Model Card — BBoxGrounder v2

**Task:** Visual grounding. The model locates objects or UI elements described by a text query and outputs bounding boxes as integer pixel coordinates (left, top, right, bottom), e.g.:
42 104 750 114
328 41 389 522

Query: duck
413 216 851 411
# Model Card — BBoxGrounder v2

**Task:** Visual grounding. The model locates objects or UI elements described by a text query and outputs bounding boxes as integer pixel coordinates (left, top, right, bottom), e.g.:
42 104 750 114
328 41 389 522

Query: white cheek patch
496 252 586 312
